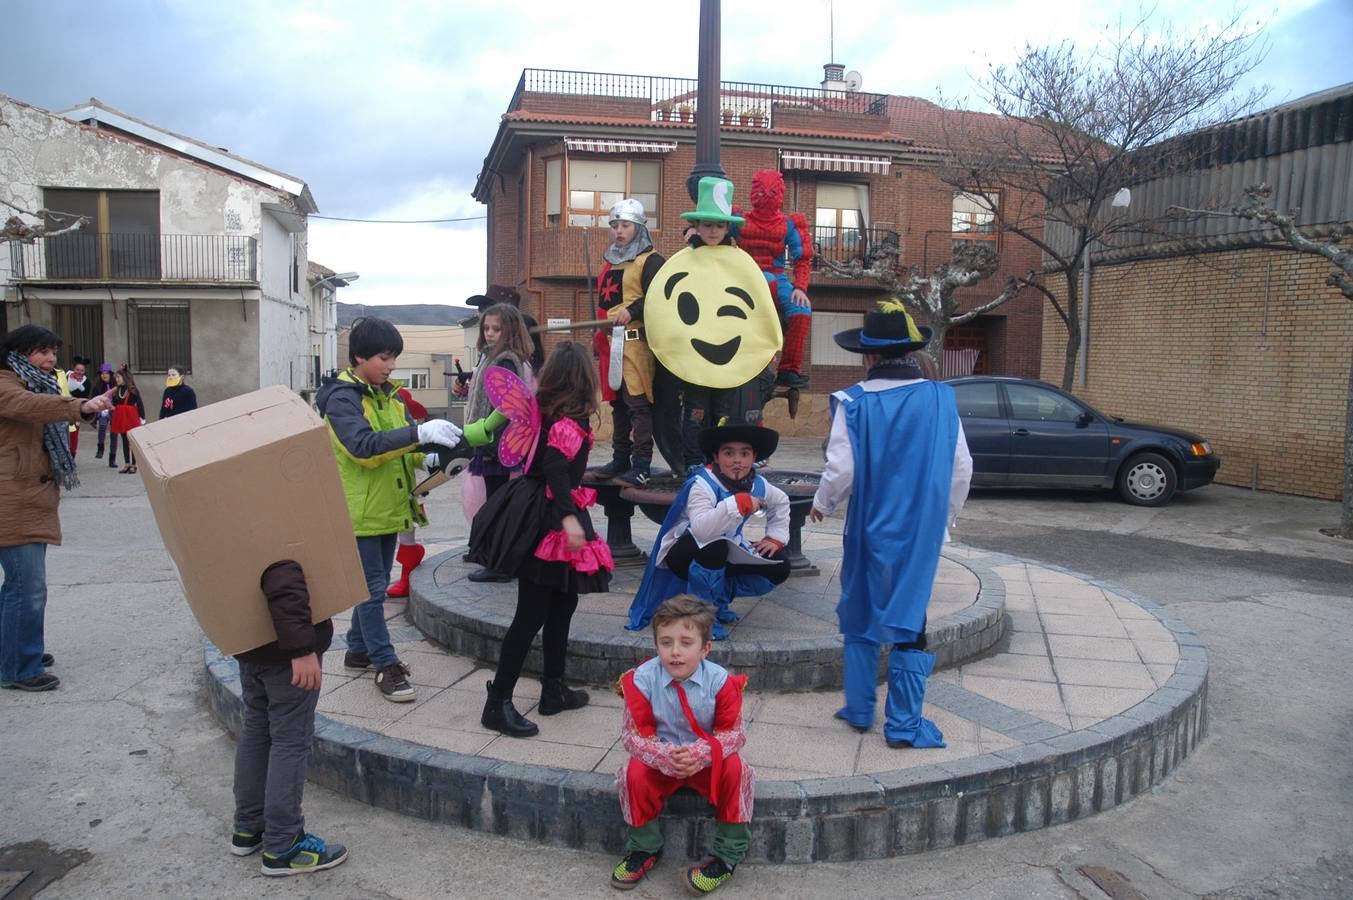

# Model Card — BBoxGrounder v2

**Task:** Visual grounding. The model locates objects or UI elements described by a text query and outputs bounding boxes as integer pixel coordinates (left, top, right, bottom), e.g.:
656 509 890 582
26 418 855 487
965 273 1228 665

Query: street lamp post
685 0 726 202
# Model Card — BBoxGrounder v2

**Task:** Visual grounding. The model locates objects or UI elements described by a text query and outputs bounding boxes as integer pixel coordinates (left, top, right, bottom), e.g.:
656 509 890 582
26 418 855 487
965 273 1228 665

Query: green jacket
315 370 427 536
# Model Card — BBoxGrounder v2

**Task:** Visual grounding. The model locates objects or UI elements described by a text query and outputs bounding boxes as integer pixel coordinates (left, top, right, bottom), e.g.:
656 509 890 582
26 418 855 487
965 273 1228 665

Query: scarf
603 224 654 265
6 351 79 490
866 356 923 381
465 348 528 423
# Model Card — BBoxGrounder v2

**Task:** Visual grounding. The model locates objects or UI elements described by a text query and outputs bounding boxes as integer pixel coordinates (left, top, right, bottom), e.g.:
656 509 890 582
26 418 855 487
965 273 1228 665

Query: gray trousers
233 658 321 853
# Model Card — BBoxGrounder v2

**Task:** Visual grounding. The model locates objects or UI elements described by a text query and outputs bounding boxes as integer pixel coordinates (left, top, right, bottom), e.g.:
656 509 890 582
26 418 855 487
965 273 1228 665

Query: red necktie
672 680 723 805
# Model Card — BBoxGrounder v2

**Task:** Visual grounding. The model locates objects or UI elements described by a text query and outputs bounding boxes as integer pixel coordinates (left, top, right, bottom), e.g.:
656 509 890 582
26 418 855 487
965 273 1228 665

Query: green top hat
681 176 746 226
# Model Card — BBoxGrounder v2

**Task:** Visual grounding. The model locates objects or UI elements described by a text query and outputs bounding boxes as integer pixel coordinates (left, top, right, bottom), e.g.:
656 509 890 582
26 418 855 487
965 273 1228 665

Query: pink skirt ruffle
533 532 615 574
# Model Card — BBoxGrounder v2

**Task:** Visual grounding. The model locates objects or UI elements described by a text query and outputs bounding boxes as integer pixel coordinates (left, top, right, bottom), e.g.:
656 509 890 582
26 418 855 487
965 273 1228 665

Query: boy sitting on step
611 596 754 894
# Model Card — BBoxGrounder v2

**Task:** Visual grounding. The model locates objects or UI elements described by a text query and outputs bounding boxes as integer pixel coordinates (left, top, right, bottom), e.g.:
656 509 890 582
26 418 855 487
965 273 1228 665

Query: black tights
492 576 579 697
115 434 135 466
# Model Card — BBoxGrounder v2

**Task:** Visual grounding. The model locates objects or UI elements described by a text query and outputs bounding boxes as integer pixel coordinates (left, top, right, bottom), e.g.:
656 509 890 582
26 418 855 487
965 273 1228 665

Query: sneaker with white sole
230 828 263 856
375 662 416 702
260 832 348 876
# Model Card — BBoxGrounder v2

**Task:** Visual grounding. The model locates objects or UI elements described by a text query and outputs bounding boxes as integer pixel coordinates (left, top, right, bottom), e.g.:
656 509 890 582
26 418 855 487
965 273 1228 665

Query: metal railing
9 232 258 282
811 225 902 272
510 68 889 129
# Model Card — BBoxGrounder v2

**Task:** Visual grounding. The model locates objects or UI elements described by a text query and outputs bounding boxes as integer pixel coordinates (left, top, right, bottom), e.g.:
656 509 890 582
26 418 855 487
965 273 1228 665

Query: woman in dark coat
158 366 198 420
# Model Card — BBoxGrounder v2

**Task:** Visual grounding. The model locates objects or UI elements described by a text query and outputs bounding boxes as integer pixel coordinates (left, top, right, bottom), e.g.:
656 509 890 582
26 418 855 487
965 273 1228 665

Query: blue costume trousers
839 638 945 747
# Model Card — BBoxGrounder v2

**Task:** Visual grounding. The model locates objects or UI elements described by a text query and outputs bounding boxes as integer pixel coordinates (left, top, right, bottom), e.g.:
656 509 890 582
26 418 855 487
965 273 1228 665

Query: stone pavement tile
977 728 1020 751
1003 631 1049 655
1025 566 1084 584
1060 684 1152 719
930 580 976 610
1133 639 1180 666
1028 708 1072 729
752 691 847 728
742 721 859 776
1046 634 1140 662
530 704 624 749
737 604 831 637
992 563 1028 580
1107 595 1155 620
583 685 626 708
1052 658 1156 691
322 653 357 677
934 560 977 584
382 721 497 755
959 654 1057 682
1007 610 1044 633
1027 580 1106 601
1039 613 1129 639
319 677 434 723
931 669 961 684
481 735 610 771
321 674 357 696
1003 592 1037 612
1147 664 1177 687
920 704 980 744
943 545 989 559
383 600 408 621
398 684 496 734
1070 714 1107 730
750 765 832 781
594 746 629 775
399 649 479 689
572 612 632 635
856 739 984 774
1033 594 1116 617
959 675 1064 718
1122 617 1173 643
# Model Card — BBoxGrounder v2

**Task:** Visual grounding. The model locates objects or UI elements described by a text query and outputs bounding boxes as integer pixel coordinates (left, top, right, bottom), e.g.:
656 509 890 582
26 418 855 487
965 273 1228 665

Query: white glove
423 453 440 470
418 419 462 447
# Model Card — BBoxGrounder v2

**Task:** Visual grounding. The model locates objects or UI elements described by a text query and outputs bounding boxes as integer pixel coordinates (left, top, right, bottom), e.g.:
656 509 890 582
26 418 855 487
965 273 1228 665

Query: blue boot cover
884 649 945 748
836 637 879 730
687 563 731 639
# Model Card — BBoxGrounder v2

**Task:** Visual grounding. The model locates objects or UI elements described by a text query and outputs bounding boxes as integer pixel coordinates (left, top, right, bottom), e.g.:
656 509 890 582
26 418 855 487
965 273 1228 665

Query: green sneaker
230 828 262 856
260 832 348 877
684 856 734 895
610 849 660 890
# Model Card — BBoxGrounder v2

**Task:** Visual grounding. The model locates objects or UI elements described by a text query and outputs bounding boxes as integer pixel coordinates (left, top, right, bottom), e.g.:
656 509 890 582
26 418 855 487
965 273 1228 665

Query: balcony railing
510 68 889 130
811 225 901 274
9 232 258 283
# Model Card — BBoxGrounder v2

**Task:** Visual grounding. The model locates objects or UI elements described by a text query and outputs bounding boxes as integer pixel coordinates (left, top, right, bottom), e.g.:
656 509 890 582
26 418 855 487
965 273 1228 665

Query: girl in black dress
470 342 613 737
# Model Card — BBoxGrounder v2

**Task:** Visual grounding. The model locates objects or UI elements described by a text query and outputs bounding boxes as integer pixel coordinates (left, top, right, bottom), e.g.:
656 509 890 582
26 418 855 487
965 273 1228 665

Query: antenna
829 0 834 64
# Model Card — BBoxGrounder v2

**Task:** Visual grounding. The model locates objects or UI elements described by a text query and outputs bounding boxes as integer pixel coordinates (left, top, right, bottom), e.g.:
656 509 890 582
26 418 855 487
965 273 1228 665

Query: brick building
471 67 1047 433
1040 85 1353 500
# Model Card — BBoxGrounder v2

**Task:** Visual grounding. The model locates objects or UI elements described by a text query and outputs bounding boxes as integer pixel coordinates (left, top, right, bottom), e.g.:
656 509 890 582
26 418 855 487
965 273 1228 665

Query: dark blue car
946 376 1219 507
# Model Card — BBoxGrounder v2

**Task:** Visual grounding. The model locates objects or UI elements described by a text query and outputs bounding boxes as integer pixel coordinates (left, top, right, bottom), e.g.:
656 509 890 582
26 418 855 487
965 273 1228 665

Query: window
43 189 160 279
1005 383 1084 423
393 368 430 390
563 159 660 228
129 302 190 372
809 311 865 367
951 191 998 252
545 158 562 226
814 182 869 262
953 382 1002 419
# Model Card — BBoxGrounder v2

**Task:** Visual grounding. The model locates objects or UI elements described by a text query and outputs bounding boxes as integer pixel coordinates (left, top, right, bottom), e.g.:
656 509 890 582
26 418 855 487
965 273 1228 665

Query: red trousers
620 754 753 827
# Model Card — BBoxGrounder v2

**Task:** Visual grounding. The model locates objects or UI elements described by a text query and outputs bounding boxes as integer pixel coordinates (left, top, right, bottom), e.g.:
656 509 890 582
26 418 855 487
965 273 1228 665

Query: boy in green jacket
315 317 462 702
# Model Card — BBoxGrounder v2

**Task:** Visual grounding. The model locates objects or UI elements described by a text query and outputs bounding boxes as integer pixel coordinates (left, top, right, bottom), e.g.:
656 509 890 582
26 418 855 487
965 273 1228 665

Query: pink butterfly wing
483 366 540 470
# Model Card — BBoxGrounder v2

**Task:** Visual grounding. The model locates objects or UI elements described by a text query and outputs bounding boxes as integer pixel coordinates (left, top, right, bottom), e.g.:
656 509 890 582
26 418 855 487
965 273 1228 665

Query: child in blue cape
626 423 790 639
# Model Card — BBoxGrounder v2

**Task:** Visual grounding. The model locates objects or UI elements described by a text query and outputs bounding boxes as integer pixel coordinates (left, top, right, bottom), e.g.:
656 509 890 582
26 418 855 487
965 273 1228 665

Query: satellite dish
844 70 863 91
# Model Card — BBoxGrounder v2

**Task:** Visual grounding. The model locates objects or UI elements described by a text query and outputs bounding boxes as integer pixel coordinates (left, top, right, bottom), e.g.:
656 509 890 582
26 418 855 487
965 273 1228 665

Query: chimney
822 63 846 89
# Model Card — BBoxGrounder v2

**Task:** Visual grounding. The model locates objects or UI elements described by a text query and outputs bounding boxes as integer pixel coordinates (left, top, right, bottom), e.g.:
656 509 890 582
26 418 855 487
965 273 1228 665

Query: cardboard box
131 385 367 656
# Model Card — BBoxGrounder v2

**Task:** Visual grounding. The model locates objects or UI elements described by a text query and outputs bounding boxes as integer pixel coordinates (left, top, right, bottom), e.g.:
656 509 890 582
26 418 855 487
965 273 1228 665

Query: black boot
538 677 589 716
590 455 630 479
480 680 538 737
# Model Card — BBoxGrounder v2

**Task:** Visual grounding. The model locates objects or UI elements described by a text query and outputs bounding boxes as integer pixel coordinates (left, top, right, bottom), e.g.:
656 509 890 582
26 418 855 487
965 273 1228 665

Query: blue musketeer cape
625 467 775 631
836 380 957 645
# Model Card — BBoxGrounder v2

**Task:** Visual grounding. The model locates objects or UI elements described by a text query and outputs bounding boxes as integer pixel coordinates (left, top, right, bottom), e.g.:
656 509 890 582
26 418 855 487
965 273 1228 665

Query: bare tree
1175 185 1352 538
937 14 1267 390
1 197 88 243
818 243 1028 369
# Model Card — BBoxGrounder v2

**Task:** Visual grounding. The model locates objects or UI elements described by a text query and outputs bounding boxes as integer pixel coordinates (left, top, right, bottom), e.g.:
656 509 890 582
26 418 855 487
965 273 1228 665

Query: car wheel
1116 452 1177 507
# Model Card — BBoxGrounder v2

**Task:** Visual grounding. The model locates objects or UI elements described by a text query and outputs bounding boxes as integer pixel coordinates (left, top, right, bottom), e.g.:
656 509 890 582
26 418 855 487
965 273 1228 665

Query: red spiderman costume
734 170 813 387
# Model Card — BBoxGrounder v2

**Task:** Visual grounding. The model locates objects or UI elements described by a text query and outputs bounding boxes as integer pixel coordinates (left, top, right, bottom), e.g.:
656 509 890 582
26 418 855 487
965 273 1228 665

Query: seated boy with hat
626 422 791 639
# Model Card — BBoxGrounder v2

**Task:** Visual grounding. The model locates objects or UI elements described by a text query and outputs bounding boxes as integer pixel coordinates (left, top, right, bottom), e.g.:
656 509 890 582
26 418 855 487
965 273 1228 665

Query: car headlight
1190 442 1212 457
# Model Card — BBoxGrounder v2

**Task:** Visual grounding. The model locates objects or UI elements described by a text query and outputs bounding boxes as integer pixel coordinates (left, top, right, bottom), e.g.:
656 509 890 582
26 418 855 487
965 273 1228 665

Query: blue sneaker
230 828 263 856
260 832 348 876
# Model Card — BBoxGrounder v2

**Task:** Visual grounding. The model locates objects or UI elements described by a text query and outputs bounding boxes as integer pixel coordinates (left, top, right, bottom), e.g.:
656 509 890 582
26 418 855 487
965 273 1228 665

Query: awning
564 139 677 154
780 150 891 174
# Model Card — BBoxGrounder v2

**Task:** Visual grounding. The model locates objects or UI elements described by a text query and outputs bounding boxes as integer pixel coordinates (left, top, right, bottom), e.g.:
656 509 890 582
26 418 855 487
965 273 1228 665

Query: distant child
230 560 348 876
590 198 665 486
315 317 462 703
611 596 753 894
108 365 145 474
158 366 198 419
469 342 612 737
627 423 791 639
57 356 88 455
93 364 115 460
460 302 536 583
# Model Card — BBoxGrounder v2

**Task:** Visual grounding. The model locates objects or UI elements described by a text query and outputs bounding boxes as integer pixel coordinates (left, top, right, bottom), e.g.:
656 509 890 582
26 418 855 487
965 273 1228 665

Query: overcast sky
4 0 1350 309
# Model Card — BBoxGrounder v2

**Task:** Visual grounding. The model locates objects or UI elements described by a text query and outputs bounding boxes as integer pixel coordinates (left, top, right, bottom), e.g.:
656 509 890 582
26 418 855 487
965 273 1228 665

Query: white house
0 93 327 407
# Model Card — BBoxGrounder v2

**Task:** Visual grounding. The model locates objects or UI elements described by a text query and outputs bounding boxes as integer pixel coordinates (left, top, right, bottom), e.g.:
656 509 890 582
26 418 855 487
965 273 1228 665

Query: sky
3 0 1350 310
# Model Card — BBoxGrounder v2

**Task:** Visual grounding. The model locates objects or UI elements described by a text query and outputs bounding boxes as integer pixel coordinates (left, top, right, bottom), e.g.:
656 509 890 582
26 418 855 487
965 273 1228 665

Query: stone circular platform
202 545 1208 863
406 545 1006 690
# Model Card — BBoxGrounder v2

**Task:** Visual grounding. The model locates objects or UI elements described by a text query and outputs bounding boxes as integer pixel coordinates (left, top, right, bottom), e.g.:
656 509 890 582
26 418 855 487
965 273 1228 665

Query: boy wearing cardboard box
315 317 462 702
230 560 347 876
